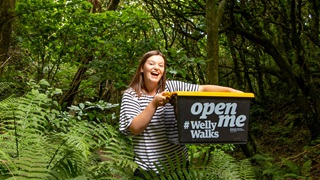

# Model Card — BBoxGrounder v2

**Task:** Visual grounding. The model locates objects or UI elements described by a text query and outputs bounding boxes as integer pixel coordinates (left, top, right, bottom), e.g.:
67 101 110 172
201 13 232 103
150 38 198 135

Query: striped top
119 80 199 173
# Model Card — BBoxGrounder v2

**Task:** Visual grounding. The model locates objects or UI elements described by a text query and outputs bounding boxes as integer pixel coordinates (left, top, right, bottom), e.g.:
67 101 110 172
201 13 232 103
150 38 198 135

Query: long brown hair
129 50 167 97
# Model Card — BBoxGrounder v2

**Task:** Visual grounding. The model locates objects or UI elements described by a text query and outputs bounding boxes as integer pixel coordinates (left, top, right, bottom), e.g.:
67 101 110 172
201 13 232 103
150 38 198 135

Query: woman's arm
198 85 243 93
128 92 169 135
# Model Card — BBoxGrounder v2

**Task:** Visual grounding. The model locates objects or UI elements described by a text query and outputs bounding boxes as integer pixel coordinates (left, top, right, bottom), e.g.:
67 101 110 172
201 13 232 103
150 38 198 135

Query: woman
119 50 242 179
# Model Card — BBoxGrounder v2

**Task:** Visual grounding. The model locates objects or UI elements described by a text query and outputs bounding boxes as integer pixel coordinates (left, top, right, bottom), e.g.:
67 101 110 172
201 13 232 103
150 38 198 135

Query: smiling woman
140 54 165 95
127 50 167 99
119 50 242 179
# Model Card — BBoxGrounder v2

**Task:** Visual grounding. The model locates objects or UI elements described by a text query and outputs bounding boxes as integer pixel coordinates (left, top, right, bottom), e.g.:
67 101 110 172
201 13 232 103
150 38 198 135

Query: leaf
79 103 85 110
301 160 312 176
282 158 300 174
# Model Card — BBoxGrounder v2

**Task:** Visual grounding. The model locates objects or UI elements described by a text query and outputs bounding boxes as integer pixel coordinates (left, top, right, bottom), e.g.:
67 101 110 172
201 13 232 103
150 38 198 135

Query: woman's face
141 55 165 85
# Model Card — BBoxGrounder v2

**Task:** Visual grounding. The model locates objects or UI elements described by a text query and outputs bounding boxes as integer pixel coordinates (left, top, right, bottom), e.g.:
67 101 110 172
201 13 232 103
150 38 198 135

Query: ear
140 67 143 73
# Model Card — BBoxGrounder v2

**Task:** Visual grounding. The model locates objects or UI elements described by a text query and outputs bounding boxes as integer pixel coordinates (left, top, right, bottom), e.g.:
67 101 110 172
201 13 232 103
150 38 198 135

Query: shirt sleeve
166 80 199 92
119 91 140 136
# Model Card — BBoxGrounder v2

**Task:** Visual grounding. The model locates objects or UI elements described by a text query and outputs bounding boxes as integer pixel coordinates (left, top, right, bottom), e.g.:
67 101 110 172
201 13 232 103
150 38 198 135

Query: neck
143 84 158 96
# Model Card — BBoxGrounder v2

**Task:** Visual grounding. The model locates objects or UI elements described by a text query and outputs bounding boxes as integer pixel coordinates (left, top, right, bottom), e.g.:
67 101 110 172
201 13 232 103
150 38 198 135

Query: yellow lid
174 91 255 98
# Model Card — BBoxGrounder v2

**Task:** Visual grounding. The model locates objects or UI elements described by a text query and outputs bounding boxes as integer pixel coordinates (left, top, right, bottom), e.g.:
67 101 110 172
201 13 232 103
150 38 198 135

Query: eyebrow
147 60 164 64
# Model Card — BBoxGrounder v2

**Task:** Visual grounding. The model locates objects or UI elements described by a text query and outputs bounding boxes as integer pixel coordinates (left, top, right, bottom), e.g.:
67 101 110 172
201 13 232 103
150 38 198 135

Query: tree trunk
290 0 320 139
0 0 15 77
59 1 120 109
59 56 93 109
206 0 226 85
226 32 243 87
230 9 320 139
107 0 120 10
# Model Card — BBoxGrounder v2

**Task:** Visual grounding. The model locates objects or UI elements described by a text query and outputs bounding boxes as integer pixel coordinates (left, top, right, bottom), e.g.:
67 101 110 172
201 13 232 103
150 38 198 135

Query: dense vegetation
1 0 319 179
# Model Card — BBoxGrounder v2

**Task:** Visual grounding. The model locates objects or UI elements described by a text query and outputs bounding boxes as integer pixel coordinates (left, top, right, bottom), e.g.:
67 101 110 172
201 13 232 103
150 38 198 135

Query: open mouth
151 72 159 77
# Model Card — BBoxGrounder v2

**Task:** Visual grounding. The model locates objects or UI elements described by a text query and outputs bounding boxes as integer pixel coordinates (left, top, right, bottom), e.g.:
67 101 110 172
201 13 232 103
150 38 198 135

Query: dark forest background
1 0 319 179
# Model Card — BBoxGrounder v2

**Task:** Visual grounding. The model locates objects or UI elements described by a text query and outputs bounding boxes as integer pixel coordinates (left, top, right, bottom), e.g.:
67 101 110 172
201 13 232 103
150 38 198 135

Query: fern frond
0 82 17 100
238 159 257 179
1 134 55 179
0 89 57 179
77 128 136 180
205 150 256 180
0 87 139 179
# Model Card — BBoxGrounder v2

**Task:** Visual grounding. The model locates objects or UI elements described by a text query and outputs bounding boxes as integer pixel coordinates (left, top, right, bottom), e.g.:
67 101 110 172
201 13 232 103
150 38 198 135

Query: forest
0 0 319 179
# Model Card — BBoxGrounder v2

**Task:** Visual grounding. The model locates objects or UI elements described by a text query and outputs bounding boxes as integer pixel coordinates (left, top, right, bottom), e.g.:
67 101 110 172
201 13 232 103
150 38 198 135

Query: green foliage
137 147 257 180
165 49 206 84
0 87 55 179
251 153 312 179
2 0 318 178
68 100 119 124
207 153 248 179
0 81 20 100
0 81 134 179
14 0 165 104
191 149 256 180
0 80 258 179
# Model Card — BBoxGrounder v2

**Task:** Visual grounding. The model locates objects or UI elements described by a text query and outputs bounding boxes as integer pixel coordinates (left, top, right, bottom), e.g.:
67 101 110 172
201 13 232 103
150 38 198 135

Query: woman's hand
152 92 170 107
229 89 244 93
199 85 243 93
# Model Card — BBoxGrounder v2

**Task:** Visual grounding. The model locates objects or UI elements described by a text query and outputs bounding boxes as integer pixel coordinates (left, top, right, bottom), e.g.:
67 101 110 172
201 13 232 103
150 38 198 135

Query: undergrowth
0 79 257 179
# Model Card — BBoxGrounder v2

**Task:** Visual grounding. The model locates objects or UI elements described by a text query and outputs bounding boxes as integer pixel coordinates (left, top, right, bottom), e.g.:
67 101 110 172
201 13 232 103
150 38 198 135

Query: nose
154 64 159 70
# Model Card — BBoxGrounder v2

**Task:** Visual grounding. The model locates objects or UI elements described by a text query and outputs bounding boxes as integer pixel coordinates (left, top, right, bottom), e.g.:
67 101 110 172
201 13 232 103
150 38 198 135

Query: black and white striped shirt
119 80 199 173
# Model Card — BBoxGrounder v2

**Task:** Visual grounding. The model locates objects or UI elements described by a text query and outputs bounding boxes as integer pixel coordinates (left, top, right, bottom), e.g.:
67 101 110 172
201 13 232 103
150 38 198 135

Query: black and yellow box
171 92 254 144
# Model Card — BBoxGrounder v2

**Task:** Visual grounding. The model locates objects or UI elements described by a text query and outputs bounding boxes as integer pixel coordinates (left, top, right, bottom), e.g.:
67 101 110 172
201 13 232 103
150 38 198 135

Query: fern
0 83 257 179
89 134 136 180
0 89 55 179
251 153 313 179
135 147 257 180
0 85 136 179
0 82 20 100
191 149 255 180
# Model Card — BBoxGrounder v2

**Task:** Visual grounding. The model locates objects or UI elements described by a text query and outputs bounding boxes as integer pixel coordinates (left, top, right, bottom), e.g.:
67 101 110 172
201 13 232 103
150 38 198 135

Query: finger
161 99 168 106
163 98 169 104
234 90 244 93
